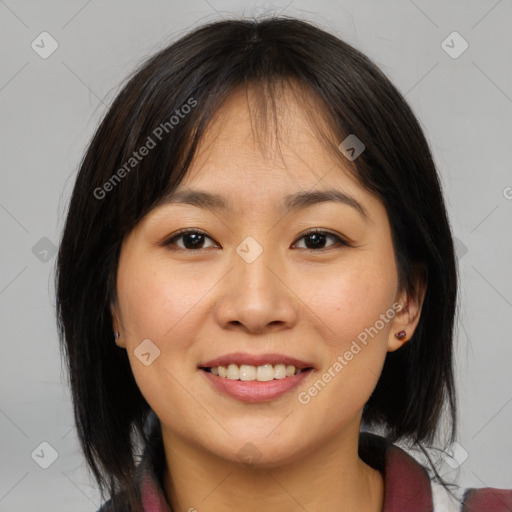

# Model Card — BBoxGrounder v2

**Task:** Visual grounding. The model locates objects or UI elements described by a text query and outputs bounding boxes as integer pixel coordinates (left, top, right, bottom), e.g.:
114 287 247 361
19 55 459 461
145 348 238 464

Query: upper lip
198 352 314 369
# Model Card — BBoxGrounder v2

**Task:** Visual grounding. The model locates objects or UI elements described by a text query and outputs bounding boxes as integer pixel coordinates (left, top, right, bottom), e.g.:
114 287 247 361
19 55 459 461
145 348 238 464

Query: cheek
310 252 398 348
296 246 398 412
116 255 212 346
294 267 396 436
115 255 218 416
115 265 193 424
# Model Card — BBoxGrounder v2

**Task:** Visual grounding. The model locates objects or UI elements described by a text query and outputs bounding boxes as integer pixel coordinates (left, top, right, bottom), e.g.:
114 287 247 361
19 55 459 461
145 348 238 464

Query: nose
213 244 299 335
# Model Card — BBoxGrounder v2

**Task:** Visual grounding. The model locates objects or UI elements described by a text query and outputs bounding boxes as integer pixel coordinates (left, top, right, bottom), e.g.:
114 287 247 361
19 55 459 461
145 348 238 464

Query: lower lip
200 368 313 402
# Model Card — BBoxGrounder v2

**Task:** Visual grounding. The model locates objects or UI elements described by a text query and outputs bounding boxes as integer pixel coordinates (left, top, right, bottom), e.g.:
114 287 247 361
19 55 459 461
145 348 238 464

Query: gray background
1 0 511 510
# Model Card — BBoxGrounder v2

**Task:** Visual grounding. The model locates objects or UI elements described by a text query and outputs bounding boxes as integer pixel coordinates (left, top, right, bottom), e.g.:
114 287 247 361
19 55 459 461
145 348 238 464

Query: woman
55 16 512 512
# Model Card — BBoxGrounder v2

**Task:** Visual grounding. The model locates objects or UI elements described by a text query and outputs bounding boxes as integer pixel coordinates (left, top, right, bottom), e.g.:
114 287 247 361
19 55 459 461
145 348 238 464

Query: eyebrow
160 188 368 219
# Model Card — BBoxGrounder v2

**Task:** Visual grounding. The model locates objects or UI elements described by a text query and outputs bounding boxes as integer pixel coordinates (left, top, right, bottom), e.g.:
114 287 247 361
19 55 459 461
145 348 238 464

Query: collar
359 432 433 511
136 415 434 512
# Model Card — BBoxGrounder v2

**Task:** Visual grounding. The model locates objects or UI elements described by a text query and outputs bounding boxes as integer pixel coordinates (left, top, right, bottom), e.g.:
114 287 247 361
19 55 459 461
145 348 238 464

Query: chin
207 431 311 469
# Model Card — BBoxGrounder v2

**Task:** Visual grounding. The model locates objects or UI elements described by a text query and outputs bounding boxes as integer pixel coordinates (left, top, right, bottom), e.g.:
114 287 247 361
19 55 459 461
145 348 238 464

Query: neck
161 422 384 512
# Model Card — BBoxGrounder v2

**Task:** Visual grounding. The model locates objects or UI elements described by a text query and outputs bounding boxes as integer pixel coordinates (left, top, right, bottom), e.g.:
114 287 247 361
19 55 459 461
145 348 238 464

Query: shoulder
429 475 512 512
359 432 512 512
460 486 512 511
420 461 512 512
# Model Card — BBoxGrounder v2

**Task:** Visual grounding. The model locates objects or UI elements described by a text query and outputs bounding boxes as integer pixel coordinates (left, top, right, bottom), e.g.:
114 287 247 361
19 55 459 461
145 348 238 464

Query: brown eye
163 229 217 250
162 228 349 251
293 230 349 250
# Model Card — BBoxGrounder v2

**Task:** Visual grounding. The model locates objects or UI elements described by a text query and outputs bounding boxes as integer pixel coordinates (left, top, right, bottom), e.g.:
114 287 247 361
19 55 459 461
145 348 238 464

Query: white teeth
239 364 256 381
227 364 239 380
256 364 274 382
274 364 287 379
207 363 307 381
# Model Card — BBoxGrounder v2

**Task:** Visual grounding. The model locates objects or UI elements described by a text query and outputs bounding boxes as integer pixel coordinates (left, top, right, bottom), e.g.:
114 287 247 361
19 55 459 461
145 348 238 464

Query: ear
110 300 126 348
387 264 427 352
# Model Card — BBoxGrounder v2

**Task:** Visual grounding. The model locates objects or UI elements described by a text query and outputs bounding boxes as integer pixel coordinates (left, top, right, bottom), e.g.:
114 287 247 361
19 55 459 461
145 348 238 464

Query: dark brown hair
55 15 458 511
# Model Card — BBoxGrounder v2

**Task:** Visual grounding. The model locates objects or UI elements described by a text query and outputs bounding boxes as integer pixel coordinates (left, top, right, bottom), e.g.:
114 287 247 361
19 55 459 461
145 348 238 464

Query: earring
395 330 407 341
114 332 120 340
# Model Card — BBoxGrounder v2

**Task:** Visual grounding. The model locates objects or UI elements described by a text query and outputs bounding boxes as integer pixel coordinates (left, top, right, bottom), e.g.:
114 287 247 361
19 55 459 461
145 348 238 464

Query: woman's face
111 86 422 466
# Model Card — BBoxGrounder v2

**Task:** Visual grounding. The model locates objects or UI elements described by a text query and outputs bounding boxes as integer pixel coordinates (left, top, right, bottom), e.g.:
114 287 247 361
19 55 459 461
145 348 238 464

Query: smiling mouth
200 363 314 381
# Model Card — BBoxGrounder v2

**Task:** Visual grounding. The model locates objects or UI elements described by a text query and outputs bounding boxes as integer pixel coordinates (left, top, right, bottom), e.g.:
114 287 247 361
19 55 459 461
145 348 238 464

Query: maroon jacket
98 421 512 511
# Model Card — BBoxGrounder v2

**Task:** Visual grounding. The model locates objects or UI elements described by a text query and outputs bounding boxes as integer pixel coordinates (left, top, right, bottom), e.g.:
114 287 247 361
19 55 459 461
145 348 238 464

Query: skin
111 85 426 512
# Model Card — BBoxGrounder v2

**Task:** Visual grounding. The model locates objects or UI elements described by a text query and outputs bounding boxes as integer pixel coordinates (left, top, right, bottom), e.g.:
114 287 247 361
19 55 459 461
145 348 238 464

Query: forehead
142 83 391 230
177 84 363 196
140 85 392 234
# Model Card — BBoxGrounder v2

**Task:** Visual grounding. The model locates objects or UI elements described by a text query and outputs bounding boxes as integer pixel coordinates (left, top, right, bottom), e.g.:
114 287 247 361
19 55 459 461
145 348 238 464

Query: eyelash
162 228 351 252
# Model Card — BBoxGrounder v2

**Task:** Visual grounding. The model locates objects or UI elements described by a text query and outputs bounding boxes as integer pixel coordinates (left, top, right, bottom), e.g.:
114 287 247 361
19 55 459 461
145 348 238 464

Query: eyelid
291 228 351 250
161 227 353 252
161 228 217 248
